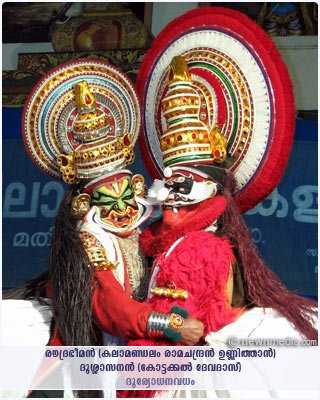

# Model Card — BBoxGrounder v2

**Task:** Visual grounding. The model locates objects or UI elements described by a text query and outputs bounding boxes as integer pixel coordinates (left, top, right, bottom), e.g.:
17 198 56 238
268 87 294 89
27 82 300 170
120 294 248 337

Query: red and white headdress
137 7 295 212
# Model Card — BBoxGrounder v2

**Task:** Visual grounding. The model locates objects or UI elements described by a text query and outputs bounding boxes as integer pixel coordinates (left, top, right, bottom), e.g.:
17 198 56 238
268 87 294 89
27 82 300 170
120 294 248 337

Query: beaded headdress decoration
22 59 140 184
161 55 227 168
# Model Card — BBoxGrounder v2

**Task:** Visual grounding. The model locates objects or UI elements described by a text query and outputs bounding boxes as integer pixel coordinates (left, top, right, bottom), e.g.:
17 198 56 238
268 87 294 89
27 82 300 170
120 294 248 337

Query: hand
180 317 205 345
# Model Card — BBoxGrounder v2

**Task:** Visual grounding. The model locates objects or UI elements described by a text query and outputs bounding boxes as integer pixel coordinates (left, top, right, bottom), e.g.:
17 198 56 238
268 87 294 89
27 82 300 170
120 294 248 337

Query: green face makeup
91 178 139 229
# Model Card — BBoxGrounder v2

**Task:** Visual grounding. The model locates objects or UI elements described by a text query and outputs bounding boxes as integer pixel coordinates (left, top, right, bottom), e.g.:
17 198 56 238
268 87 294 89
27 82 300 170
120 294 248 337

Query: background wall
3 4 317 110
2 43 54 70
151 2 198 36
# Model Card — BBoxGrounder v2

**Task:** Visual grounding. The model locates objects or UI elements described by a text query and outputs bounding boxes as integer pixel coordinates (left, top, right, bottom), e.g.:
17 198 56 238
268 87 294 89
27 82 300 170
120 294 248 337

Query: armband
147 306 189 342
147 311 170 338
79 231 118 271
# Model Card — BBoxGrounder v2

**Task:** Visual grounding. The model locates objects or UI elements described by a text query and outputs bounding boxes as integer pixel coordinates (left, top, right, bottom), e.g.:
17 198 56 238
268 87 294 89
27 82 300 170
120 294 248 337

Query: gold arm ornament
79 231 119 271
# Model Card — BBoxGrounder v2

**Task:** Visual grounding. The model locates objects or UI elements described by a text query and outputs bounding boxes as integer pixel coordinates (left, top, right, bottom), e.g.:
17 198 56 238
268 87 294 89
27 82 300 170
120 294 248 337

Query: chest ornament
151 282 188 300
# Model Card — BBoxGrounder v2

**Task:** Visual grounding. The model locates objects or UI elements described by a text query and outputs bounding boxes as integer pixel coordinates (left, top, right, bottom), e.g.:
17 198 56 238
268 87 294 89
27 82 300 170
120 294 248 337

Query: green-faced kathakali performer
4 59 204 357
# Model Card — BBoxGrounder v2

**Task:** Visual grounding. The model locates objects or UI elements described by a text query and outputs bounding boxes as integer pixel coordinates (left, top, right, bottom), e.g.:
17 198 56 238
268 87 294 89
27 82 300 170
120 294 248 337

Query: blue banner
244 118 317 299
2 108 318 299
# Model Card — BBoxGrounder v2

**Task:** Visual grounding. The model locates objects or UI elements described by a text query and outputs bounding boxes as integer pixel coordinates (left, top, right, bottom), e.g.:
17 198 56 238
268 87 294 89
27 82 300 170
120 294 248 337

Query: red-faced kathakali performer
117 8 317 399
4 59 204 359
123 4 317 357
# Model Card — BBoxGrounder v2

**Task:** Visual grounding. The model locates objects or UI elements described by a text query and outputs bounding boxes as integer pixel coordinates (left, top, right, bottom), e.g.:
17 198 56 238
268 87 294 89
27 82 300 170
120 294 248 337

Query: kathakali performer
119 7 317 398
4 59 205 397
19 58 204 348
118 9 317 398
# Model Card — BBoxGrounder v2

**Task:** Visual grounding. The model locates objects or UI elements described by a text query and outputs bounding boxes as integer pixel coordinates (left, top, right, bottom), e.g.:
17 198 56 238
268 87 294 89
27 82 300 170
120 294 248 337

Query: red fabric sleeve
92 270 152 339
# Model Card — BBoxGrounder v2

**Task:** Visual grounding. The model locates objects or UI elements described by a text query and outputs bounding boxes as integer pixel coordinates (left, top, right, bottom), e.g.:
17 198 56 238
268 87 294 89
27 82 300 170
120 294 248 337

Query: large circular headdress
22 59 140 184
137 7 295 212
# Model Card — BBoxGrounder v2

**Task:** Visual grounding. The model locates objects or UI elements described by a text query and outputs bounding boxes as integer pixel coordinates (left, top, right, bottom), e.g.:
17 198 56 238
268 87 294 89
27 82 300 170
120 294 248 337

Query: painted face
91 177 139 230
164 174 194 205
163 172 217 208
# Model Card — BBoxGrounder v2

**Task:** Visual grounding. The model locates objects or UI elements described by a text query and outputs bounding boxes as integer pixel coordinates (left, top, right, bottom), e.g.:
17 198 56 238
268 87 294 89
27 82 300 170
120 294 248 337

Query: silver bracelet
147 311 170 338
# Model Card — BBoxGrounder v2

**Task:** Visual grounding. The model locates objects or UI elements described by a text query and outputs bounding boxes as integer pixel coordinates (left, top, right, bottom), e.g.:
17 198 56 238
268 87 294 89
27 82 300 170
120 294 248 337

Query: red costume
130 196 241 347
49 268 152 346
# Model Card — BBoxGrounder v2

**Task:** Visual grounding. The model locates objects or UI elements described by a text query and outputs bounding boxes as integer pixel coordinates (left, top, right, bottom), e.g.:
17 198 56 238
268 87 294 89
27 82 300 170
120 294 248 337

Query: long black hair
48 182 100 346
4 183 103 397
49 183 103 397
3 183 100 346
220 173 317 341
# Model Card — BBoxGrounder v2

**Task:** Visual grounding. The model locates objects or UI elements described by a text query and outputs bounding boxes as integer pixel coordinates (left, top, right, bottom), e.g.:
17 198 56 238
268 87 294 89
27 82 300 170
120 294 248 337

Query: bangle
163 307 188 343
147 307 189 343
168 313 185 332
147 311 170 338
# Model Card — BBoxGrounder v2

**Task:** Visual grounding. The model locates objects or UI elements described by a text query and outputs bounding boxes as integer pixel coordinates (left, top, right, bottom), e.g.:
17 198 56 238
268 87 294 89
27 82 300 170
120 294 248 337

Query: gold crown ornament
22 59 140 184
160 56 227 168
